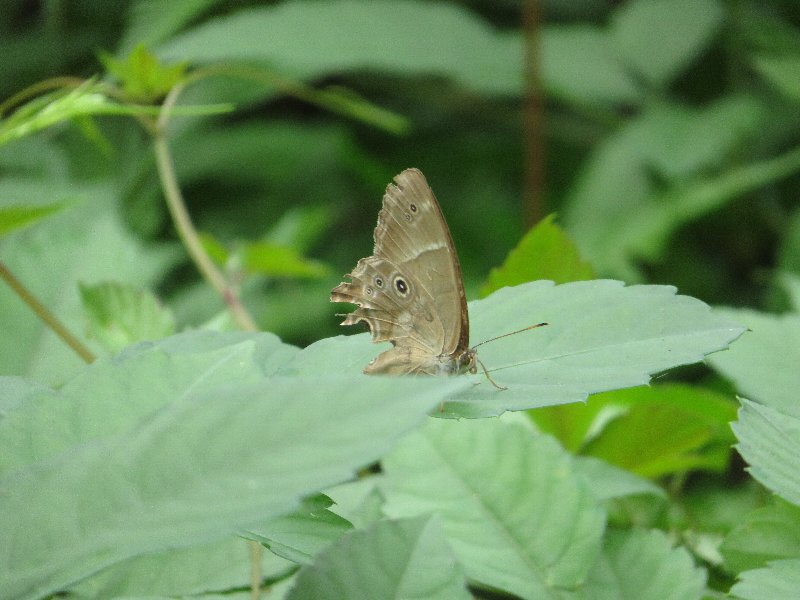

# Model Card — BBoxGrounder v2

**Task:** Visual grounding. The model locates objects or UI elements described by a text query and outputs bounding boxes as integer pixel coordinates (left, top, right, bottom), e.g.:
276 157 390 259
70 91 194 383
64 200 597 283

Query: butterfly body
331 169 475 376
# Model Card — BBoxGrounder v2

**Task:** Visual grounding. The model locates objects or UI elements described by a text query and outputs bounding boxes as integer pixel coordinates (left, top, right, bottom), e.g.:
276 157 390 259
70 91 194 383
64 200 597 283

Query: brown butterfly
331 168 543 386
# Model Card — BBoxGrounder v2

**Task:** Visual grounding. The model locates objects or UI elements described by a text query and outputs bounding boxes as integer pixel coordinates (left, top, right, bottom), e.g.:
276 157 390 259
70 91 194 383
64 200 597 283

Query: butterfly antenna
471 322 548 350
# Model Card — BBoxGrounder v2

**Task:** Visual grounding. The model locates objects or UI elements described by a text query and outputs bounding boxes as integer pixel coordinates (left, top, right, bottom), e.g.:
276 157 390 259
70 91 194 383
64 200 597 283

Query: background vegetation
1 1 800 599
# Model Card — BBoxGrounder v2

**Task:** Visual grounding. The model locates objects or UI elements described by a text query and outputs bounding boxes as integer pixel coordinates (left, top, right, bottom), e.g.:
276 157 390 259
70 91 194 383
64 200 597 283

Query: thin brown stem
0 261 95 363
249 540 262 600
153 85 259 332
522 0 545 228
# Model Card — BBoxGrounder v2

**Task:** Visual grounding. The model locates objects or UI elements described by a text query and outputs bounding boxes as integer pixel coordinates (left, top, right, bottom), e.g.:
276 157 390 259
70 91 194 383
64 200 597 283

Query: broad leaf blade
287 517 470 600
586 528 706 599
0 331 470 600
382 419 605 599
460 280 740 416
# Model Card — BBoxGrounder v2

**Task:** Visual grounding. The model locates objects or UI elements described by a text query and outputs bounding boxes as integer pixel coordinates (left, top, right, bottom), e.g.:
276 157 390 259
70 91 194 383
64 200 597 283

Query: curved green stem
153 84 259 332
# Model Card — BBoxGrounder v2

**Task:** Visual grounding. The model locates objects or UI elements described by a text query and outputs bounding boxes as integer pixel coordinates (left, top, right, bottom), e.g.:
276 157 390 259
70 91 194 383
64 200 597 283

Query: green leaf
732 400 800 506
69 536 293 598
752 54 800 100
0 81 231 146
708 309 800 418
244 497 353 565
100 44 188 102
480 214 594 297
382 419 605 599
79 281 176 353
0 202 69 237
563 99 785 279
159 0 522 95
404 280 737 417
721 500 800 574
541 25 644 106
533 384 737 478
286 516 470 600
573 456 666 502
730 559 800 600
241 241 330 279
610 0 724 88
586 528 706 599
0 331 470 599
0 185 180 384
118 0 223 55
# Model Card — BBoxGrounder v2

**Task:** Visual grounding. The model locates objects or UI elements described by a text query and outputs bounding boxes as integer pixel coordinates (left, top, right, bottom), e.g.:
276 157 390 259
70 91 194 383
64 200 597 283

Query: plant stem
0 261 95 364
153 84 259 332
250 540 262 599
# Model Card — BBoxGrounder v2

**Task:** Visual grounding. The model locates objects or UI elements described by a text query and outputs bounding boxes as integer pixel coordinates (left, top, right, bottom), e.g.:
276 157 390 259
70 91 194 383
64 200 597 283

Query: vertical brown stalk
522 0 544 228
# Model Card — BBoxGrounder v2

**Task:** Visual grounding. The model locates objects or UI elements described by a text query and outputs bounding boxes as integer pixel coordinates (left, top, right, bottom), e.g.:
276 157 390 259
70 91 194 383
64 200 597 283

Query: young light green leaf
0 331 470 600
708 309 800 418
578 385 736 477
79 281 176 353
586 528 706 600
480 213 594 297
0 202 69 237
286 516 470 600
242 240 330 279
532 384 736 477
381 419 605 599
100 44 188 102
730 559 800 600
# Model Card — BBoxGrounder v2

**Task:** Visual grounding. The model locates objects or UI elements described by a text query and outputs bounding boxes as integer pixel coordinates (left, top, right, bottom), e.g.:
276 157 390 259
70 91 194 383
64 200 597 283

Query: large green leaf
610 0 724 88
286 516 470 600
324 280 744 417
159 0 522 95
0 331 470 600
381 418 605 599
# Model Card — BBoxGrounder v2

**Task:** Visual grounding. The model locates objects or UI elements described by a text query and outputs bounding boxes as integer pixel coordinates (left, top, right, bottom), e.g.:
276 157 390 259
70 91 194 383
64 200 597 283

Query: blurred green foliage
2 1 800 598
2 0 798 352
